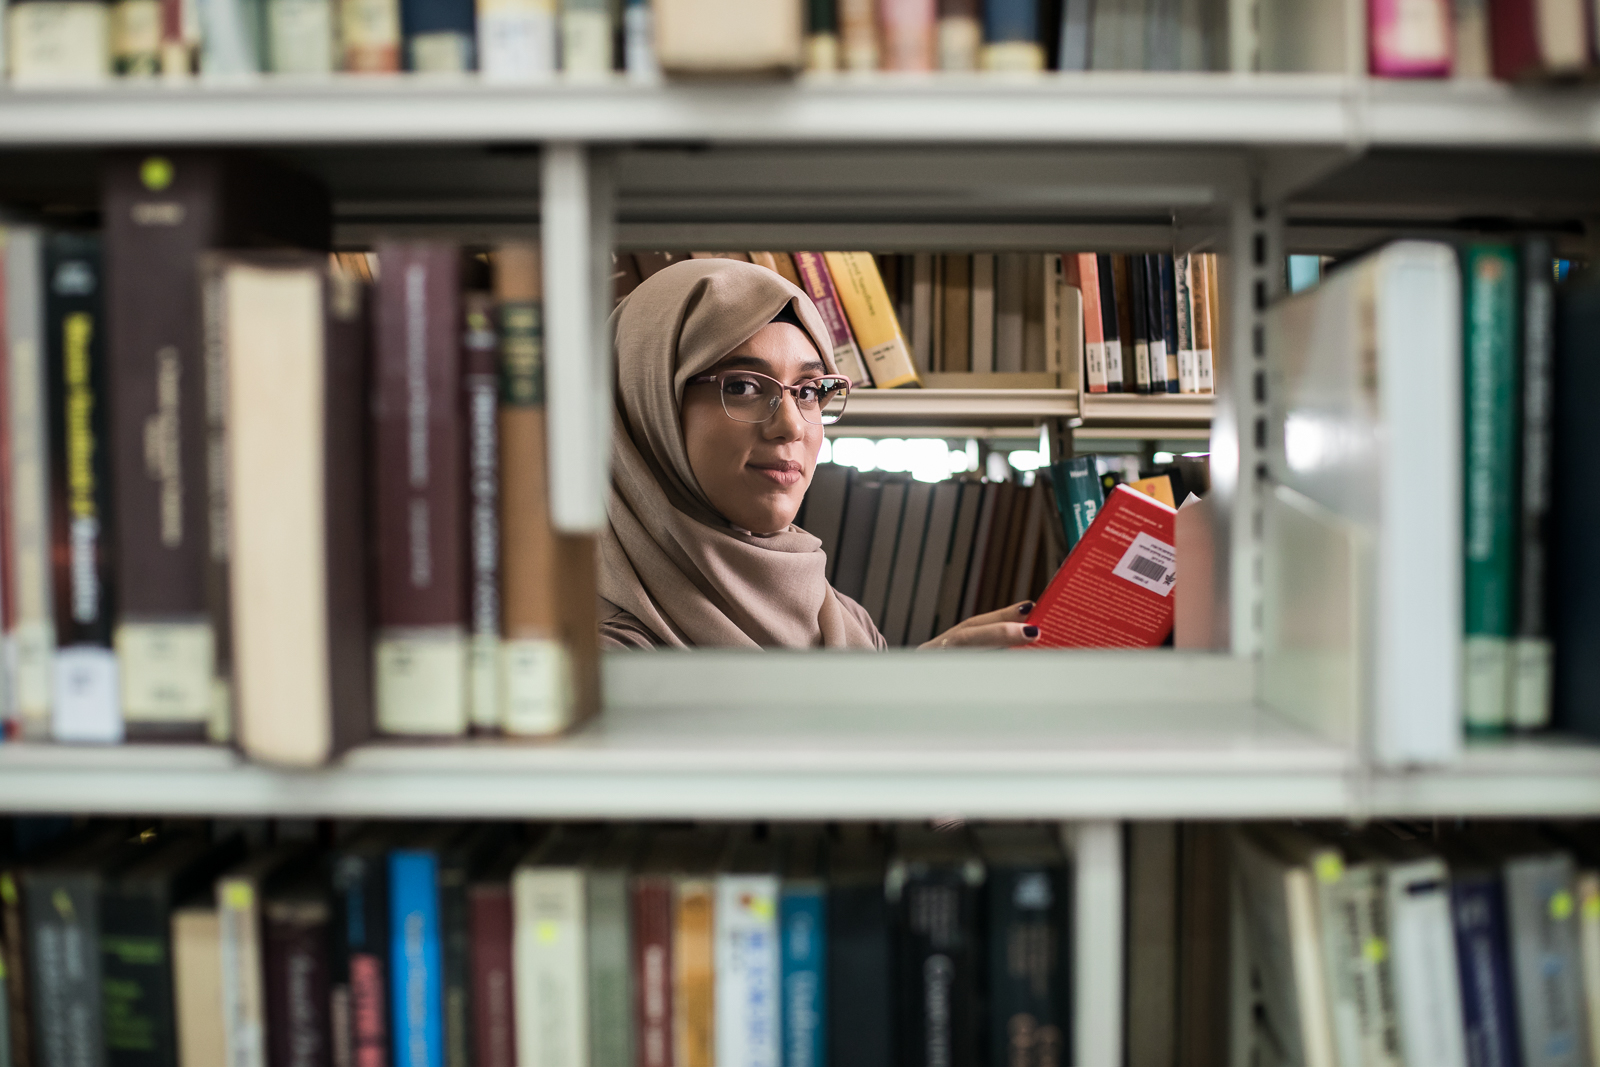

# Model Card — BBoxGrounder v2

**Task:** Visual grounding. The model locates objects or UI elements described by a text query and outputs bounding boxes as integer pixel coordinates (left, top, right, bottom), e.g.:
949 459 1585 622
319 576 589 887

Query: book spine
1158 254 1180 393
513 868 588 1067
264 898 333 1067
837 0 878 68
389 851 444 1067
45 232 122 744
25 873 104 1067
197 0 264 74
4 229 56 738
586 871 634 1067
1174 254 1199 394
1064 456 1102 549
1579 870 1600 1067
1450 873 1519 1067
1128 254 1153 394
713 874 781 1067
1384 860 1467 1066
440 853 472 1067
792 253 872 388
985 863 1067 1067
1075 253 1108 393
969 254 995 375
1096 254 1123 392
1505 854 1585 1067
622 0 655 79
0 870 32 1067
892 868 980 1067
827 880 893 1067
1354 868 1404 1066
673 877 716 1067
339 0 402 70
219 875 267 1067
1309 857 1366 1067
1191 254 1214 394
332 851 391 1067
9 3 112 84
1461 243 1521 733
823 253 921 389
493 244 572 736
462 292 501 734
993 253 1024 374
468 885 515 1067
112 0 162 75
779 883 825 1067
373 242 469 737
1512 236 1554 730
880 0 935 69
100 885 180 1067
404 0 477 72
199 261 233 744
1200 254 1219 393
936 0 979 69
1369 0 1452 74
631 879 673 1067
475 0 555 79
103 152 218 738
1141 255 1170 393
265 0 337 72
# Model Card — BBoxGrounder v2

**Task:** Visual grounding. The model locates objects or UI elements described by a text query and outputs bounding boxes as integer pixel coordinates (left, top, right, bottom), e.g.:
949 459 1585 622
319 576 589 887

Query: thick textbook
102 151 327 740
1025 484 1176 648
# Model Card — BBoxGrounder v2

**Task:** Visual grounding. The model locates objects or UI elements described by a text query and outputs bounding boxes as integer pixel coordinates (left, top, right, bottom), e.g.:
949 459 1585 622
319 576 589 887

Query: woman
598 258 1042 652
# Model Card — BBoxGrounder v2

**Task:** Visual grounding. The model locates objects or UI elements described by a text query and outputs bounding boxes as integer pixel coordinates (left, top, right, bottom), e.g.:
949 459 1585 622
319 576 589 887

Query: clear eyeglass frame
687 369 852 426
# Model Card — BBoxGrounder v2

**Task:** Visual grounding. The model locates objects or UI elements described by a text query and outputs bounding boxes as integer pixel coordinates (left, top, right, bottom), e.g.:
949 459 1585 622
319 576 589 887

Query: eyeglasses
687 369 851 426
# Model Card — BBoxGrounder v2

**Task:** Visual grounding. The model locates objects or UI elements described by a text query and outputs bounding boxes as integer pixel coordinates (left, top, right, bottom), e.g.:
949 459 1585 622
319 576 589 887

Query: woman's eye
724 378 760 396
796 385 820 403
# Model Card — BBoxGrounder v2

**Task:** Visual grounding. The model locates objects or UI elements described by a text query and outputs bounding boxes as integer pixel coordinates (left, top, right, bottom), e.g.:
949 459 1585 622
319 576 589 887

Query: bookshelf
5 70 1600 1067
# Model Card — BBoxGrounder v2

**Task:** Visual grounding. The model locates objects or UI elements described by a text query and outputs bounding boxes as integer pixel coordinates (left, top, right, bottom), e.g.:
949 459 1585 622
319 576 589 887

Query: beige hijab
599 258 883 649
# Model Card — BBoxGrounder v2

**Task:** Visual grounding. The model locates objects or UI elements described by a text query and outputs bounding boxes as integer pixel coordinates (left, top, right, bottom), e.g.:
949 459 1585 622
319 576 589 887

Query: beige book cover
172 905 226 1067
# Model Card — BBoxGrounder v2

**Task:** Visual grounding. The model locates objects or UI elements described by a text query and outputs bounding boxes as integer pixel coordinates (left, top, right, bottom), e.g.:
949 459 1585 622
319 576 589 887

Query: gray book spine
933 482 983 635
25 873 105 1067
860 480 907 628
905 481 960 647
1506 853 1587 1067
586 869 634 1067
881 481 933 646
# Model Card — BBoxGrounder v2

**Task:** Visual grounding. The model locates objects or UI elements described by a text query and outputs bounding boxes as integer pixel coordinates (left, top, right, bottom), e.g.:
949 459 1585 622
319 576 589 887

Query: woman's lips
748 460 803 487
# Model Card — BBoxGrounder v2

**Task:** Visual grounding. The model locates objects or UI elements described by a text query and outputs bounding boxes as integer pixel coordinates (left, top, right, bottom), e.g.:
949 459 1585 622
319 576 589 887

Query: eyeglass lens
718 373 849 425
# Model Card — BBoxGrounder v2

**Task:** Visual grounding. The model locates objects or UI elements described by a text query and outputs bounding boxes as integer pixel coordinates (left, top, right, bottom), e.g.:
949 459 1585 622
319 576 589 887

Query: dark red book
263 872 334 1067
372 242 469 736
468 846 518 1067
1488 0 1589 79
1024 484 1177 648
632 876 674 1067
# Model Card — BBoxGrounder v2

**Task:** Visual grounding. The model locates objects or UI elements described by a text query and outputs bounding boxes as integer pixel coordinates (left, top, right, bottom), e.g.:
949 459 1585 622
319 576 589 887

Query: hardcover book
823 253 920 389
792 252 871 387
888 826 983 1067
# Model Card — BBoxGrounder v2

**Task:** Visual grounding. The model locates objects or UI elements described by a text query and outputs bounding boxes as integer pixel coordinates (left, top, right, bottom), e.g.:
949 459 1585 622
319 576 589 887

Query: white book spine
5 229 55 737
197 0 262 75
1384 859 1467 1067
715 873 781 1067
622 0 656 79
477 0 556 80
515 866 589 1067
1285 867 1340 1067
218 881 266 1067
559 5 611 76
266 0 335 72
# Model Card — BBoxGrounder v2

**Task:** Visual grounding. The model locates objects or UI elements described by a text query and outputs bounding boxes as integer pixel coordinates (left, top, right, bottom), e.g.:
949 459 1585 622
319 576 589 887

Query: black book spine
2 869 35 1067
25 871 106 1067
1095 254 1122 394
986 864 1070 1067
331 849 390 1067
1553 269 1600 735
895 869 981 1067
827 882 895 1067
98 886 176 1067
1127 257 1151 394
1159 255 1180 393
440 854 472 1067
44 233 114 649
1516 236 1555 729
264 897 333 1067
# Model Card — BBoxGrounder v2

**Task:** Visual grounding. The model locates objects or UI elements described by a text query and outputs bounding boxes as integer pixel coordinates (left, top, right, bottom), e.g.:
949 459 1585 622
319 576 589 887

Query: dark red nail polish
1024 625 1039 639
1019 602 1035 615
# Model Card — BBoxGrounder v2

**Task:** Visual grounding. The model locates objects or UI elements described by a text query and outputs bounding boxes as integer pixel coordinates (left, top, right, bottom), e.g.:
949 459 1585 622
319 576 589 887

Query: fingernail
1018 602 1035 615
1023 625 1040 639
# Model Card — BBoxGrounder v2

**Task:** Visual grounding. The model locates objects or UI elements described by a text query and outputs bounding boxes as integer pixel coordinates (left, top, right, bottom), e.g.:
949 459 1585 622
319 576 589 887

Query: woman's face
682 322 828 535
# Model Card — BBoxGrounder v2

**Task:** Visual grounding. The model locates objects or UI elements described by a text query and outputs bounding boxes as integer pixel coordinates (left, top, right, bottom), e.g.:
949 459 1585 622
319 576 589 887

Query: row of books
0 152 590 764
618 249 1217 395
795 453 1203 647
0 817 1073 1067
1233 820 1600 1067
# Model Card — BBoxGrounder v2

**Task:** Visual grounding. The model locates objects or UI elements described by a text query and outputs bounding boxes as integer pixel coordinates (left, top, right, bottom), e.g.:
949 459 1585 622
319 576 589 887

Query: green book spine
1052 456 1104 551
1461 243 1521 733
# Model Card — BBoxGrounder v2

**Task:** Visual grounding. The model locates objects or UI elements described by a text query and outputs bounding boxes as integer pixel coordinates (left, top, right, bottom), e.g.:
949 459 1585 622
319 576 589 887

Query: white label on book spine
375 628 469 735
51 645 123 743
116 621 214 722
1112 531 1176 597
502 637 572 735
476 0 555 80
13 619 54 732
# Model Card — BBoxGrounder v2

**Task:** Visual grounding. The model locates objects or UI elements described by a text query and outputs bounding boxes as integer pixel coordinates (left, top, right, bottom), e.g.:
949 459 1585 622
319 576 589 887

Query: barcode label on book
1111 532 1176 597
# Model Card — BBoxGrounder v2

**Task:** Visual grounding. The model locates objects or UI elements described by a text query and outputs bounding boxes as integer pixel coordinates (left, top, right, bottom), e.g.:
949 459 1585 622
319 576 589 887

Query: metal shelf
0 651 1594 819
0 75 1595 151
838 388 1078 429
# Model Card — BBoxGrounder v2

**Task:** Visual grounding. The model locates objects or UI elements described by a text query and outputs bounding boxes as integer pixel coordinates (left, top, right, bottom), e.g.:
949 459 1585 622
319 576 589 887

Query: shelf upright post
1067 819 1124 1067
1210 195 1283 656
541 142 617 533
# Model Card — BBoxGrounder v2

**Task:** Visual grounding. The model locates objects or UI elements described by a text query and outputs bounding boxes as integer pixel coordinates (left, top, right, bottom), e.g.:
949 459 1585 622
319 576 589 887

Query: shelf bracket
542 142 616 532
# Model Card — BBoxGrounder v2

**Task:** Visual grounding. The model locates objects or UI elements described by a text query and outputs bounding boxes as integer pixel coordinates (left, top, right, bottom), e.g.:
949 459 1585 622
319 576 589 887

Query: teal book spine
1051 457 1104 551
1462 243 1521 733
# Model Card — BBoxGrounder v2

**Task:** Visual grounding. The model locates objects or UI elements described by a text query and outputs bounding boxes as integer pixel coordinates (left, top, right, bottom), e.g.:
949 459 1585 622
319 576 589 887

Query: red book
469 871 516 1067
1488 0 1589 78
632 877 674 1067
792 252 872 387
1024 484 1177 648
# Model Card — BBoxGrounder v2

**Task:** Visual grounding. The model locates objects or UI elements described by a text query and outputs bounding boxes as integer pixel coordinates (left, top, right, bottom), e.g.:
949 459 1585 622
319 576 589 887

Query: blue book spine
390 850 444 1067
780 885 827 1067
984 0 1039 43
1451 873 1519 1067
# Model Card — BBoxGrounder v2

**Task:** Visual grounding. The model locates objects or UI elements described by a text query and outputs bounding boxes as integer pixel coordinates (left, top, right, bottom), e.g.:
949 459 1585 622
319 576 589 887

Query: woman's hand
920 602 1041 649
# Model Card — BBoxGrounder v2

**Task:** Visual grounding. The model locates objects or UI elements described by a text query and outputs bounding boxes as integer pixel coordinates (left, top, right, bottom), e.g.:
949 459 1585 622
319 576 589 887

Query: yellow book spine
822 252 921 389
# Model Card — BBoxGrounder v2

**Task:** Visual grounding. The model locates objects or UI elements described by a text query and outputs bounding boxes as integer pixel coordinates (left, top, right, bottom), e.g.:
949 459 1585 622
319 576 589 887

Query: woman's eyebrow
718 354 830 377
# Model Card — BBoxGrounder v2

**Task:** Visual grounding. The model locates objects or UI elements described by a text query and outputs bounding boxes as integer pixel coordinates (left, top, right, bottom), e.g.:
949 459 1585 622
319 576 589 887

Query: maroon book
632 877 674 1067
102 151 328 739
468 850 517 1067
461 288 501 734
264 875 334 1067
372 242 469 735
